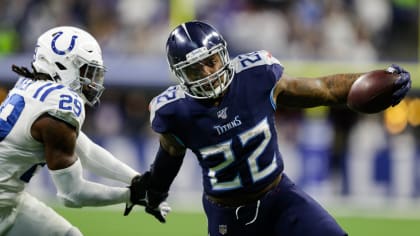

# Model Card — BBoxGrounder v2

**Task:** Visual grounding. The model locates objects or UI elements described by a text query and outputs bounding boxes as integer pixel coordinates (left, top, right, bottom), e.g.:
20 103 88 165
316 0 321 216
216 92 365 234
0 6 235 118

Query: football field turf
54 206 420 235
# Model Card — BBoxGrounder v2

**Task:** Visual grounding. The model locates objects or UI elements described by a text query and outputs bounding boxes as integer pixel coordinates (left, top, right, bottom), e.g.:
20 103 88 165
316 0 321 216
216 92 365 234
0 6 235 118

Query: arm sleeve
50 159 130 208
149 145 185 193
75 132 140 184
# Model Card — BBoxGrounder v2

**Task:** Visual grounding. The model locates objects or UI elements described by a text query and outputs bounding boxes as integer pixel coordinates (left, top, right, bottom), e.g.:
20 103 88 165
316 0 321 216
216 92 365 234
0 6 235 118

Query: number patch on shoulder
0 94 25 141
59 94 83 117
239 52 262 68
235 50 281 73
151 86 185 113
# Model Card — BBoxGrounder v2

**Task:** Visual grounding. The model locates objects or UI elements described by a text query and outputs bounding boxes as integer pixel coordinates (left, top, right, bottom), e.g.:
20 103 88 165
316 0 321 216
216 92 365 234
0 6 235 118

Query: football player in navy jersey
146 21 411 235
0 26 169 236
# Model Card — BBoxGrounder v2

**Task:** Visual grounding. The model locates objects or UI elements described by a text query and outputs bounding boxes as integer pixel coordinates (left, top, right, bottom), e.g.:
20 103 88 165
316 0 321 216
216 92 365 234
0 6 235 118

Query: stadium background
0 0 419 235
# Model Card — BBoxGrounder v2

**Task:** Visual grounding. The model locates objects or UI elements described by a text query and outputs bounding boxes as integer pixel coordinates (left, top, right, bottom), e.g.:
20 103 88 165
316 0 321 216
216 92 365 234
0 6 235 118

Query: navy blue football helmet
166 21 233 99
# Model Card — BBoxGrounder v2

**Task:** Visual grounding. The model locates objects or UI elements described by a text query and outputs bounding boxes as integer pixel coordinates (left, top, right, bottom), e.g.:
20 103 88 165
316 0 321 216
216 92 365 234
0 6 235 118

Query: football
347 69 399 113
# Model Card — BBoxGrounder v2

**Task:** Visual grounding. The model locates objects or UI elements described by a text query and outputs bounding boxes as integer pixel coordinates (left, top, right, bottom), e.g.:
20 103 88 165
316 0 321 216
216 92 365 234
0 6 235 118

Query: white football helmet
32 26 105 106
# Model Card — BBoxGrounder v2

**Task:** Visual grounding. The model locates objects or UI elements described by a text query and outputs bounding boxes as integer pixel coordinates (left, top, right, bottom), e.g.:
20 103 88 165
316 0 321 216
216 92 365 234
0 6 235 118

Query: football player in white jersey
0 26 169 236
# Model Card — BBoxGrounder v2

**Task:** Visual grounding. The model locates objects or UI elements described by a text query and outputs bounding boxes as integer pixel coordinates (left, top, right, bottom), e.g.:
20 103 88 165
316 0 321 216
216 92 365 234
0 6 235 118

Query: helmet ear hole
55 62 67 70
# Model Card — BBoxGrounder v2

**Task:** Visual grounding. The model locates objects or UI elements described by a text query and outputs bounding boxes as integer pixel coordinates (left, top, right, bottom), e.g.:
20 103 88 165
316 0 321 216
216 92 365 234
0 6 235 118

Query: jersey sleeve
258 50 284 86
41 87 85 134
149 102 169 134
233 50 284 87
264 51 284 84
47 109 81 131
232 50 284 110
149 86 185 134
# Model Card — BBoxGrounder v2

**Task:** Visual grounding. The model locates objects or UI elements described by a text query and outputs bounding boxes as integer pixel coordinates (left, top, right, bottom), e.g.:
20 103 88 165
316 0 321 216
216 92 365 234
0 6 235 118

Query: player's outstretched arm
148 133 186 199
75 132 140 184
32 114 131 207
273 64 411 109
273 72 362 108
50 159 131 207
130 133 186 222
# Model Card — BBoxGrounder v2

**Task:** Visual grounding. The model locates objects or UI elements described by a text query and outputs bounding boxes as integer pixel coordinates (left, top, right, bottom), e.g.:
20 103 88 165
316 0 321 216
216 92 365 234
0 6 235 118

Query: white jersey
0 77 85 207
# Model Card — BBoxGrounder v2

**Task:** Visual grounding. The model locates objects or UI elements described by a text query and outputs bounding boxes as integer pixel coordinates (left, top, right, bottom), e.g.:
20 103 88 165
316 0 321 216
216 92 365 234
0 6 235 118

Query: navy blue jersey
150 50 284 197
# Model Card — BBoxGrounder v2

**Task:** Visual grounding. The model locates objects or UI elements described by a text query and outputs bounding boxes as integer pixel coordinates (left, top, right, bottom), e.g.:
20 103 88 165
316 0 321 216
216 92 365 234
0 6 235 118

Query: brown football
347 70 399 113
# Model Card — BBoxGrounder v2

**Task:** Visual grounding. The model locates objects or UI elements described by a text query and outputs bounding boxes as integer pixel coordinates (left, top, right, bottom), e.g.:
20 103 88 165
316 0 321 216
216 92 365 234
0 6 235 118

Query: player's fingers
159 202 171 210
393 83 410 97
159 202 171 220
388 64 401 73
394 72 409 81
393 82 411 97
394 73 410 86
391 83 411 106
123 203 134 216
151 208 166 223
389 64 406 74
160 207 171 216
161 208 170 217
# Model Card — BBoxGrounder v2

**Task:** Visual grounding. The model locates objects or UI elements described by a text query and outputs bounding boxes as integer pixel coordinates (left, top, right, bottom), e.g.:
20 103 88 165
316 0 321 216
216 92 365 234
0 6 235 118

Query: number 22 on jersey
200 118 278 191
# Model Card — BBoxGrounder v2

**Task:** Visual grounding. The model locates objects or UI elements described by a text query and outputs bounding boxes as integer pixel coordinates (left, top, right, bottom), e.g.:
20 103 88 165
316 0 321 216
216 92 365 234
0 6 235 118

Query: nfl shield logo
219 224 228 235
217 107 228 119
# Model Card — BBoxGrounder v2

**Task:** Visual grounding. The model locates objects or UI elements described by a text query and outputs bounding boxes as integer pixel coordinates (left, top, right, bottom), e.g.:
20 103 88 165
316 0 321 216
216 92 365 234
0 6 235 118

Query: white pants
0 192 81 236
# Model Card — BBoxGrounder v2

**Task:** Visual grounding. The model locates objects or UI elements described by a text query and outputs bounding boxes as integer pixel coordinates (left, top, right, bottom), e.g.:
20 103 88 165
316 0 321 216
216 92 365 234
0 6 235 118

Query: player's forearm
50 159 130 208
318 73 363 105
149 145 184 194
76 132 139 184
276 73 362 108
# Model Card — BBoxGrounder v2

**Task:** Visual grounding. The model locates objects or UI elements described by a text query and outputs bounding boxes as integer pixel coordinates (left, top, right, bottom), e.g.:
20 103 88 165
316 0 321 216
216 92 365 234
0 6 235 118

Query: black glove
387 64 412 106
124 172 151 216
145 201 171 223
124 172 172 223
144 189 169 223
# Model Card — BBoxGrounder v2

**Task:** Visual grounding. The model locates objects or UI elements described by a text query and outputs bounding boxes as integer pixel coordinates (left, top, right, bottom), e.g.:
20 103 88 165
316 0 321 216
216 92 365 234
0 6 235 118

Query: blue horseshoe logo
51 31 78 55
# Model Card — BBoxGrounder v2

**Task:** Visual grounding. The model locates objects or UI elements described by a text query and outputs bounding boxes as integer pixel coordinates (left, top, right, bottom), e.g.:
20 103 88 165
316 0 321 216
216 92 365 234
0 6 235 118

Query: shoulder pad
232 50 282 73
47 109 81 132
149 86 185 122
33 83 85 133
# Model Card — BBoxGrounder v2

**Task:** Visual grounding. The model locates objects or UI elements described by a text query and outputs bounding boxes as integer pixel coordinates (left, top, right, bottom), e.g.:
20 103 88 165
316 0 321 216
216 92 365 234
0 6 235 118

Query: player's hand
145 201 171 223
145 188 169 223
124 172 151 216
387 64 411 106
124 172 171 223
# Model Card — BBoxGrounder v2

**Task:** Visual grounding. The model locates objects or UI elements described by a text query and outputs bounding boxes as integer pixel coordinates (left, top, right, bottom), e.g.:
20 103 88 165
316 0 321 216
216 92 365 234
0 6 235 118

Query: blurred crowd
1 0 420 204
0 0 418 141
0 0 418 61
